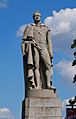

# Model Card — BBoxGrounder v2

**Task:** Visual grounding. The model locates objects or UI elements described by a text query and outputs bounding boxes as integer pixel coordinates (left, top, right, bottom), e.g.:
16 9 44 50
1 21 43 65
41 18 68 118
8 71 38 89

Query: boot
47 80 56 93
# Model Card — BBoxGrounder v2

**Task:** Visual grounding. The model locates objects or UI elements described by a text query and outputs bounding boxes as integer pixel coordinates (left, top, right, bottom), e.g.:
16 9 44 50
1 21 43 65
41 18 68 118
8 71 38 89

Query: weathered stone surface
25 98 61 107
22 89 62 119
27 89 56 98
25 107 61 116
25 116 62 119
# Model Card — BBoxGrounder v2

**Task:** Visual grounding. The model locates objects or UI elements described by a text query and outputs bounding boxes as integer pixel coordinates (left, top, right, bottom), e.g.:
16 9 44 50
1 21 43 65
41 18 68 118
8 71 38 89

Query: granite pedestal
22 89 62 119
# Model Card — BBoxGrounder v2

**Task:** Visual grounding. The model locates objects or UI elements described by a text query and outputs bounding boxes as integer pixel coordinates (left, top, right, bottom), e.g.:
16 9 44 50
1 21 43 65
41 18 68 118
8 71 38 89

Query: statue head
33 10 41 23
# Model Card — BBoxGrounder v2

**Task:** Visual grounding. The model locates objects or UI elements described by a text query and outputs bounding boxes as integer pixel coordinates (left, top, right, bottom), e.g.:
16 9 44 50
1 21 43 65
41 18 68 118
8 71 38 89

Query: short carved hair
33 10 41 18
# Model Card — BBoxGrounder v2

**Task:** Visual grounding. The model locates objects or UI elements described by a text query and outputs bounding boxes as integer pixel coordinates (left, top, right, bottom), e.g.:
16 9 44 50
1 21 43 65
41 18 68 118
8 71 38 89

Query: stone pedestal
22 89 62 119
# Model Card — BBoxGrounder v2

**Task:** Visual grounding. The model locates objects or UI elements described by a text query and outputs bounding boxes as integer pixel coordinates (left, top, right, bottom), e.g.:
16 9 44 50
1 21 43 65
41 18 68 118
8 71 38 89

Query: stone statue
21 10 55 95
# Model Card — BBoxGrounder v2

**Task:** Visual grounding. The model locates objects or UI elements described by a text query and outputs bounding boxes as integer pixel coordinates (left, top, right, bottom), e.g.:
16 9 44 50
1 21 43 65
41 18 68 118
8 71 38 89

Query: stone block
22 89 62 119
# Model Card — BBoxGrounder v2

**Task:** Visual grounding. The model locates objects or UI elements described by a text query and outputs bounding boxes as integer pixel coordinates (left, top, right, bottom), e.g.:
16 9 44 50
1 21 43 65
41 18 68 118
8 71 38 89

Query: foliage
71 39 76 83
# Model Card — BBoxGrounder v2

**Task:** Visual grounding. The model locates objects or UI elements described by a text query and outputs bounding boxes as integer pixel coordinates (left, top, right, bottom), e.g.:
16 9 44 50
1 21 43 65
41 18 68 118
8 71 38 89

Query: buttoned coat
22 23 53 90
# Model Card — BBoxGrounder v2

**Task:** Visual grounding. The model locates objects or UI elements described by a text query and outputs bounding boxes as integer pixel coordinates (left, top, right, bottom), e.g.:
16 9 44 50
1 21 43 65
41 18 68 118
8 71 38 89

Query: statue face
33 13 41 22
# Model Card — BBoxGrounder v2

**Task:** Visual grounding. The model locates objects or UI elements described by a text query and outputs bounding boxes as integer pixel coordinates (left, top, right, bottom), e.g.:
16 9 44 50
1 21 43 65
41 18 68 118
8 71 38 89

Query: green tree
71 39 76 83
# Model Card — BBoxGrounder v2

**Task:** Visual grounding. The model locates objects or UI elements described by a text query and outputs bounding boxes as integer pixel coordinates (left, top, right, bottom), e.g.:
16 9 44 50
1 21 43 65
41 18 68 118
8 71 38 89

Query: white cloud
55 59 76 84
44 8 76 53
56 60 75 77
16 24 26 38
54 59 76 95
0 108 15 119
0 108 10 113
44 8 76 36
0 0 8 8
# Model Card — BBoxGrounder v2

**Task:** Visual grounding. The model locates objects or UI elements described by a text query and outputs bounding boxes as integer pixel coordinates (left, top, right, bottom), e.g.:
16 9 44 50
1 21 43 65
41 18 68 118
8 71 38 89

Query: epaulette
24 24 30 29
26 24 32 27
41 23 47 27
30 23 36 26
24 24 34 30
41 23 51 31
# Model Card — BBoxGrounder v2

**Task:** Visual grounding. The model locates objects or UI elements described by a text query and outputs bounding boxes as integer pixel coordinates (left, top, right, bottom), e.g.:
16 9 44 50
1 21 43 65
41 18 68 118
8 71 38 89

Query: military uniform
22 23 53 89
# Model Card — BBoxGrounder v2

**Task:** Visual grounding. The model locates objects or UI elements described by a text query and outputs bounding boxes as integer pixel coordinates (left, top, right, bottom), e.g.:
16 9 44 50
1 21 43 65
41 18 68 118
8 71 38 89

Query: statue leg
41 48 56 92
45 68 52 88
33 47 41 89
40 47 52 88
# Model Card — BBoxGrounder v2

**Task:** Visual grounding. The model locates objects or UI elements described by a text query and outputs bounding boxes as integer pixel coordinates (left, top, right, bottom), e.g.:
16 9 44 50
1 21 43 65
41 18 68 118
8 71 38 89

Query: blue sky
0 0 76 119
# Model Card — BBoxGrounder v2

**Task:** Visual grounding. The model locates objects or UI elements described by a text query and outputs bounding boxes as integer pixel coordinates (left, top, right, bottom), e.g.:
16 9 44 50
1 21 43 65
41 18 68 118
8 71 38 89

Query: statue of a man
22 10 54 93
